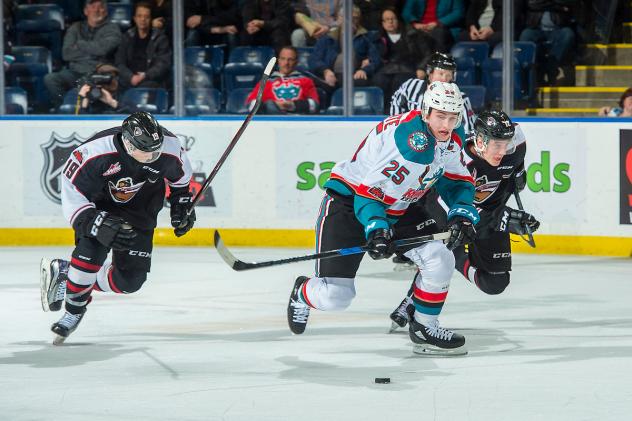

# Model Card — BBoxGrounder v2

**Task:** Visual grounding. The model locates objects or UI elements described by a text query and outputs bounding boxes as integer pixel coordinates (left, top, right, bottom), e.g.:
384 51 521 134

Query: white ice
1 246 631 420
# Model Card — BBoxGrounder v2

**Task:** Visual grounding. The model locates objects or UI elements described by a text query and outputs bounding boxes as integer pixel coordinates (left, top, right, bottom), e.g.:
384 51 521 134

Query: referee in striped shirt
390 52 475 136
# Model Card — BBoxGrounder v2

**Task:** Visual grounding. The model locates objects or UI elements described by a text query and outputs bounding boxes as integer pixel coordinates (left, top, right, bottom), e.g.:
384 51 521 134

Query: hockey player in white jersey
286 82 478 355
39 111 196 345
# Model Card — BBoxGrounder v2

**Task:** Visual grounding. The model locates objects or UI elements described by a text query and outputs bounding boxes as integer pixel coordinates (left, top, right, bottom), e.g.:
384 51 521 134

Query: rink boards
0 116 631 256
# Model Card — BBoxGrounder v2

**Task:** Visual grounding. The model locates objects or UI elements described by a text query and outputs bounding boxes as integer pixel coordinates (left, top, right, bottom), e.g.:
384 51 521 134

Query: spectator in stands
146 0 171 31
76 64 127 114
519 0 576 86
115 2 171 90
44 0 122 108
598 88 632 117
401 0 464 53
246 46 320 114
372 8 416 112
241 0 292 50
354 0 404 31
184 0 240 50
308 5 381 93
459 0 504 49
291 0 342 47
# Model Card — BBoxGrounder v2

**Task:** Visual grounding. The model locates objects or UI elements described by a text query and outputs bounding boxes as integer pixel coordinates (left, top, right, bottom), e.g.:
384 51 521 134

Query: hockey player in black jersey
40 111 196 345
389 110 541 332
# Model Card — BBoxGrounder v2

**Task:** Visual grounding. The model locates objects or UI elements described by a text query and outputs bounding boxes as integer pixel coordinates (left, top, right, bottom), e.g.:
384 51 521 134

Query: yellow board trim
538 87 628 93
585 43 632 48
1 228 631 257
576 65 632 70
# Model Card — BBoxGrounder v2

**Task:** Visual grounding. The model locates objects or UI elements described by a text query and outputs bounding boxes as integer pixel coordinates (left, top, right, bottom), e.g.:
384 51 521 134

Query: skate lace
57 312 82 329
425 321 454 341
396 297 412 317
290 300 310 323
54 281 67 301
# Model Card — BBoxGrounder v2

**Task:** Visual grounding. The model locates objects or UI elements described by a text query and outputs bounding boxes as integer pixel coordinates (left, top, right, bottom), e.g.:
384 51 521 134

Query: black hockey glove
170 192 195 237
366 228 394 260
514 168 527 193
445 216 476 251
85 211 137 250
497 206 540 235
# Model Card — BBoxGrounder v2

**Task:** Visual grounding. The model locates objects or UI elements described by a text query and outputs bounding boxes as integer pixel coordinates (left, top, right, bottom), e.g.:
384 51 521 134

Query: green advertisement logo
527 151 570 193
296 161 335 190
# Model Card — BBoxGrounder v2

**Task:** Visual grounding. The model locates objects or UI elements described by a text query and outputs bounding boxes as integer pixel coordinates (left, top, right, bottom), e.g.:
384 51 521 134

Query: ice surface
1 246 631 420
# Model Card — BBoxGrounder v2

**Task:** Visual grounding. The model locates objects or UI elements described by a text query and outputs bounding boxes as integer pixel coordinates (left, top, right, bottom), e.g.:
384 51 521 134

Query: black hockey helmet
426 52 457 75
473 109 516 155
474 110 515 139
121 111 163 152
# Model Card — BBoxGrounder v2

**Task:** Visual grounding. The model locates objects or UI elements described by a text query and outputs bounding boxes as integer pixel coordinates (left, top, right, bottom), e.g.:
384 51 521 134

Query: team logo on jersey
400 188 428 203
272 80 301 100
474 174 501 203
418 167 443 190
108 177 145 203
102 162 121 177
367 186 385 200
408 131 428 152
40 132 89 204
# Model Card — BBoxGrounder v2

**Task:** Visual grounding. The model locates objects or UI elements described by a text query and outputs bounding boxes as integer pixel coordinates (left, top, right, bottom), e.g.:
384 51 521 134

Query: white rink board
1 118 631 239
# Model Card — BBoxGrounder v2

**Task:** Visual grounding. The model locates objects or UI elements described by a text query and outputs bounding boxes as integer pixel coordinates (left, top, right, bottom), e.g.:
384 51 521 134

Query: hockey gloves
445 216 476 251
170 192 196 237
366 228 394 260
497 207 540 236
85 211 137 250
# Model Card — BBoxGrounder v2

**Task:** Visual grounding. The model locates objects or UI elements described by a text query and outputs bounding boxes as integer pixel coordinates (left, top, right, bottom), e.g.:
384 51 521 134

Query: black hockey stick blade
213 230 450 271
188 57 277 213
514 190 536 248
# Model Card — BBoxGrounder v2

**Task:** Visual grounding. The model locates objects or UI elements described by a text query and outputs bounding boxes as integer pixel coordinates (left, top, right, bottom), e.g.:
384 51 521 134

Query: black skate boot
40 258 69 312
51 309 86 345
287 276 311 335
409 318 467 356
392 253 416 271
388 296 414 333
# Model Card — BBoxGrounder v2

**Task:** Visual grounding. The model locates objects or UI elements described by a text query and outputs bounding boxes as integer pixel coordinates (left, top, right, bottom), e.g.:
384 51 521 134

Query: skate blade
40 258 51 312
52 334 67 346
388 321 406 333
412 344 468 357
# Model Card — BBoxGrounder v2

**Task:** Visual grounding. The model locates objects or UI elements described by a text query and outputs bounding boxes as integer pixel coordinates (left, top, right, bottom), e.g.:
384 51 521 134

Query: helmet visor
486 137 516 155
122 136 163 163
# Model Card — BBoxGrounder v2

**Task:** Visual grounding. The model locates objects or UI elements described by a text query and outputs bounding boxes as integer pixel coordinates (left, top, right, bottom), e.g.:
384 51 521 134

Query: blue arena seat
223 63 263 92
455 57 476 85
491 42 537 102
450 42 490 67
121 88 169 114
5 87 29 114
228 46 275 65
459 85 487 112
15 4 64 65
326 87 384 115
7 46 52 112
108 3 133 31
185 88 222 115
58 88 80 114
225 88 252 114
481 57 522 102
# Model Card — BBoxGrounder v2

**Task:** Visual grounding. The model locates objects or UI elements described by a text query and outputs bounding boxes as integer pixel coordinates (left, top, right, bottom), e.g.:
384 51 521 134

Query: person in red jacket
246 46 320 114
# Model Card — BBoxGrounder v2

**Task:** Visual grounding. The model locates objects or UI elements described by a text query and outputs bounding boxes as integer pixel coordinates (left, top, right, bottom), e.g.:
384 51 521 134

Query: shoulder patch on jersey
394 116 435 165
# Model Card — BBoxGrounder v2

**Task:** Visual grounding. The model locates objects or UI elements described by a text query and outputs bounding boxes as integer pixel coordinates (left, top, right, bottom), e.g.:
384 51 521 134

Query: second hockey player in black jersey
39 111 196 344
389 110 541 331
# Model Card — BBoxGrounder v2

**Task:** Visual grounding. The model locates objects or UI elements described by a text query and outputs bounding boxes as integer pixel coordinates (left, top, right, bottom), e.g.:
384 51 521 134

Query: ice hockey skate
287 276 310 334
388 296 414 333
40 258 69 312
51 309 86 345
409 318 467 356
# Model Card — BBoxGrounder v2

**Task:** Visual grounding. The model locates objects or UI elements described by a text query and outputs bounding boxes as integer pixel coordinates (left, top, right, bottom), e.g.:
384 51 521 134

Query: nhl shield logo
40 132 88 204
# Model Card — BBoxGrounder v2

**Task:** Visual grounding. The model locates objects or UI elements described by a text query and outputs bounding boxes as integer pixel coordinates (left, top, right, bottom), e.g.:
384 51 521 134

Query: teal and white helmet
422 81 464 128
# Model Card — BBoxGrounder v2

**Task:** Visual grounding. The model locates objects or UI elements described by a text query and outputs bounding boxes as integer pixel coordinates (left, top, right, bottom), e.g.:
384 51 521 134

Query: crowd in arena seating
0 0 620 115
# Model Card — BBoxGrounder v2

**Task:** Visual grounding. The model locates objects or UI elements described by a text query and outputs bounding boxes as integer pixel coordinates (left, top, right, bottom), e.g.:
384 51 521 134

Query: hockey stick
186 57 277 214
513 190 536 248
213 230 450 271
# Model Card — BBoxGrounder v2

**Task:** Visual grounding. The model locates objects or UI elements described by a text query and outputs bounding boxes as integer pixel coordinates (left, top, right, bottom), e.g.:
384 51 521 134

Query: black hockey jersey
60 127 193 230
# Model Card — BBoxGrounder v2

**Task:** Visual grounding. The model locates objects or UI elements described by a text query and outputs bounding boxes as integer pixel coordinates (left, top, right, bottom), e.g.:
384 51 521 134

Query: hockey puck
374 377 390 384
